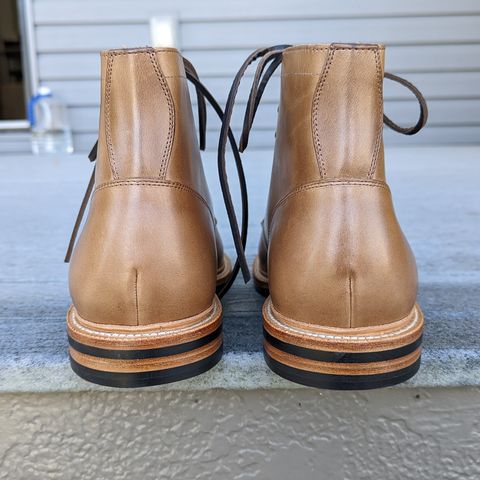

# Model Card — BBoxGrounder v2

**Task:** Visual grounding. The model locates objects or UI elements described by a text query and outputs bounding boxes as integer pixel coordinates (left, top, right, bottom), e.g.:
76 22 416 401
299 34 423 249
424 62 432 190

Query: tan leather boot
222 43 428 389
65 47 248 387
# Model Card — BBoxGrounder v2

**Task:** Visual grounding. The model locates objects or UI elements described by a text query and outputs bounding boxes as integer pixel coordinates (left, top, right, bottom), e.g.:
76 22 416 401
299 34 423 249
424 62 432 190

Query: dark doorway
0 0 27 121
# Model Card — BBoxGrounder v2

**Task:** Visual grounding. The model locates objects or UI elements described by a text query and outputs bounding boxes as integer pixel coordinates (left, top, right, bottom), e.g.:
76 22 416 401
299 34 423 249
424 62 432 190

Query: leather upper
69 48 223 326
259 44 418 328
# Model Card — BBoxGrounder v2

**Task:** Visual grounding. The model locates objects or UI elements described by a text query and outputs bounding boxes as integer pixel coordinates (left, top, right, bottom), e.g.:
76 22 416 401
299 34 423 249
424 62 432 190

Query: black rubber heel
264 350 421 390
70 345 223 388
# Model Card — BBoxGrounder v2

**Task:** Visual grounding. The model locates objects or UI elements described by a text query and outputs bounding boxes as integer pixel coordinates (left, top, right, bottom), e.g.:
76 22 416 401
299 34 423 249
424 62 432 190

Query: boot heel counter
268 182 417 328
69 185 217 326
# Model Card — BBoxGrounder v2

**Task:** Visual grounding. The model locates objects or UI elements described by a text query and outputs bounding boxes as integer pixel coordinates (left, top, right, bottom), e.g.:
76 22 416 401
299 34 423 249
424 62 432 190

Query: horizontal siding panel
382 99 480 127
38 53 101 79
73 133 100 152
184 44 480 76
245 126 480 147
33 0 480 24
0 132 31 154
27 0 480 146
2 125 477 156
182 16 480 49
381 72 480 100
42 71 480 107
35 16 480 53
38 45 480 81
242 99 480 128
36 25 149 53
201 71 480 103
234 125 480 147
69 108 98 132
47 80 99 106
72 126 480 153
68 99 480 134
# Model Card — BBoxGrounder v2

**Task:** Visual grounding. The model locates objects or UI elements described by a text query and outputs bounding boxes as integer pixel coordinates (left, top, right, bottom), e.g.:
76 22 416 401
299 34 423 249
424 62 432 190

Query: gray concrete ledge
0 146 479 392
1 349 480 393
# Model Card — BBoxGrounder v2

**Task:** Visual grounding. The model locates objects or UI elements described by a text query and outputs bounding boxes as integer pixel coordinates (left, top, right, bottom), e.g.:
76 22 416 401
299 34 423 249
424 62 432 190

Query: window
0 0 35 129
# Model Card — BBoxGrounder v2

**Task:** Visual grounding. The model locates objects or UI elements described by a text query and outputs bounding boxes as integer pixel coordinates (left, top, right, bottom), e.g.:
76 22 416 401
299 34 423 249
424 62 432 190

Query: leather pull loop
383 72 428 135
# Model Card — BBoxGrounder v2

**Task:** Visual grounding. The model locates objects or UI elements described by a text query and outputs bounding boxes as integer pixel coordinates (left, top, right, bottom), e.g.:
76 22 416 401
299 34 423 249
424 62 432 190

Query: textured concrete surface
1 388 480 480
0 146 479 391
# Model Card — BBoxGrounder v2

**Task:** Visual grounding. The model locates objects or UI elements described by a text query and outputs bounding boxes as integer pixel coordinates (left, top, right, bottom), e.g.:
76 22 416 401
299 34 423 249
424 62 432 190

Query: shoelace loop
232 45 429 154
214 44 429 284
66 46 429 298
383 72 428 135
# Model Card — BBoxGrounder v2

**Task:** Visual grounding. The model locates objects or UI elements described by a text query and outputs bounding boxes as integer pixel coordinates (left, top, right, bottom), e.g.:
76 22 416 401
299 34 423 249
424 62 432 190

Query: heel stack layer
70 346 223 388
262 297 424 390
67 297 223 387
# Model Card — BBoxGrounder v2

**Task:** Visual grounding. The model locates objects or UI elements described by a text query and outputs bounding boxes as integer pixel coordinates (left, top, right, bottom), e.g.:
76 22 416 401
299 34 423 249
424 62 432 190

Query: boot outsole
70 346 222 388
263 352 421 390
67 297 223 388
262 298 423 390
255 258 424 390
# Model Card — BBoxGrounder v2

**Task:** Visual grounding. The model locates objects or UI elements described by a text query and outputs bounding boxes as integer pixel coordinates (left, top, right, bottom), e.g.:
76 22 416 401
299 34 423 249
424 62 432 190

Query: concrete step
1 146 479 479
0 146 479 392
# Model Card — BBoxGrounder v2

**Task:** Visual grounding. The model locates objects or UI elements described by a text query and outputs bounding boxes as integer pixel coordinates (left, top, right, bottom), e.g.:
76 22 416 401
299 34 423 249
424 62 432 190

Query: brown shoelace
66 46 429 297
220 45 429 157
215 44 428 281
65 56 250 298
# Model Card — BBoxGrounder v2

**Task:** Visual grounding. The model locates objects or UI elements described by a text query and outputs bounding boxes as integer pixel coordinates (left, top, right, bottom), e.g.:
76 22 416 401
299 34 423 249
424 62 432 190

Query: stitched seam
93 180 215 221
285 47 330 53
368 48 384 179
102 49 180 57
348 275 353 328
147 50 175 179
284 46 384 55
275 179 390 200
266 300 420 341
269 180 389 235
104 53 118 179
311 47 335 179
134 269 139 326
70 302 219 339
282 72 333 77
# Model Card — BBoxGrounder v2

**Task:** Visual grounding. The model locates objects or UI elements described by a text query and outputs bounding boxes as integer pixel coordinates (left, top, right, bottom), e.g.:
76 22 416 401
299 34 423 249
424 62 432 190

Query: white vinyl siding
1 0 479 153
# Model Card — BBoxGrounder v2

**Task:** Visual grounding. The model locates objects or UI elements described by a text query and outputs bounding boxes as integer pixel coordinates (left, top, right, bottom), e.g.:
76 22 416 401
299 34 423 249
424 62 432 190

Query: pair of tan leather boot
66 44 427 389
